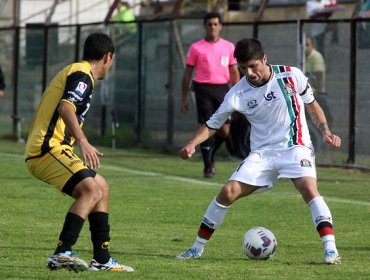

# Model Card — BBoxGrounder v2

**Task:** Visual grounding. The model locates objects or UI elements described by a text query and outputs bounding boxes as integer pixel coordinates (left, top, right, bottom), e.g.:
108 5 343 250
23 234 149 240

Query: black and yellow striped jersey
25 60 95 159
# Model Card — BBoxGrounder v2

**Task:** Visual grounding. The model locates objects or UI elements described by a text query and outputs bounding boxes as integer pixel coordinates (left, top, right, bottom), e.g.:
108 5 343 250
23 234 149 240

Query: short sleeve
63 71 93 106
229 44 237 65
185 44 197 66
292 67 315 104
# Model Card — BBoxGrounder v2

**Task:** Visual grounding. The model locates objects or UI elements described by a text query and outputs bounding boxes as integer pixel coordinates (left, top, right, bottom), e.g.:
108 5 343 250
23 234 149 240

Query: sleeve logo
75 81 88 96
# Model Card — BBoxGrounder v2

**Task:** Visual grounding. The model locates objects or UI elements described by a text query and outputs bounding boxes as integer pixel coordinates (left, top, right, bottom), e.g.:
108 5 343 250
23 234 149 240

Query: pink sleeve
185 44 197 66
229 44 237 65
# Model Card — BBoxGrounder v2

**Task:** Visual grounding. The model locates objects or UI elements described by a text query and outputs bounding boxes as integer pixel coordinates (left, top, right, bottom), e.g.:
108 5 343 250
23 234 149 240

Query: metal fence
0 17 369 167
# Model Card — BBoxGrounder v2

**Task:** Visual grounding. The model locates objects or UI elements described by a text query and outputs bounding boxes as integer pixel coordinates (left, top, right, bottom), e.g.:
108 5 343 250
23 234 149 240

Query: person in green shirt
304 36 333 149
305 36 326 94
113 1 137 34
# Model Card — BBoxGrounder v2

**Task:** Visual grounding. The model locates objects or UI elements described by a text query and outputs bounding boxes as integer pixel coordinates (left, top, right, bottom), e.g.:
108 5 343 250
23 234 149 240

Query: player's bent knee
219 183 239 204
94 174 109 195
74 178 103 202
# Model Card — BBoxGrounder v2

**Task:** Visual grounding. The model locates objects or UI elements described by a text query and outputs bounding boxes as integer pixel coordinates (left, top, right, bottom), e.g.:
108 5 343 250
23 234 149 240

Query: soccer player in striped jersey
25 33 134 272
176 38 341 265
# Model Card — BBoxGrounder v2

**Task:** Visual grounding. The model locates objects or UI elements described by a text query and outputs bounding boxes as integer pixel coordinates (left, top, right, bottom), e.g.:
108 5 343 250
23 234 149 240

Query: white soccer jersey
206 65 315 151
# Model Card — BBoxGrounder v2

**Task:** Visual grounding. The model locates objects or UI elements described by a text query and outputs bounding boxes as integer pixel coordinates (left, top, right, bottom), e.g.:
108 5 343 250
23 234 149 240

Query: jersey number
61 148 77 160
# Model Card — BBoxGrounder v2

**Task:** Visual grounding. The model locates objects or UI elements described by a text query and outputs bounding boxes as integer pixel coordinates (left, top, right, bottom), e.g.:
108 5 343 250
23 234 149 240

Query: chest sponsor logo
275 72 291 79
75 81 87 96
264 91 277 101
221 56 229 67
247 99 258 109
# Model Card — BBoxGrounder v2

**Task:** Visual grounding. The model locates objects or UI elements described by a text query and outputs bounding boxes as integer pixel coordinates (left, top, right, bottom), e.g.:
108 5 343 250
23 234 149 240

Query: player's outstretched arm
179 125 217 159
305 100 341 148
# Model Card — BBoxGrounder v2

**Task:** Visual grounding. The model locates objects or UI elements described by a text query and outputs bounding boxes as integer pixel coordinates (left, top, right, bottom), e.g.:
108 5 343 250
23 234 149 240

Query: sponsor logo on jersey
275 72 291 79
300 159 312 167
67 90 83 101
247 99 258 109
264 91 277 101
236 88 252 97
221 56 229 66
68 97 78 103
202 217 215 228
75 81 87 96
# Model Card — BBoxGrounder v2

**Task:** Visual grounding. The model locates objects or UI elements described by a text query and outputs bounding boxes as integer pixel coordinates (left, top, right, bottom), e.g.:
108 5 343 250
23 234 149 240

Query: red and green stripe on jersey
273 65 304 147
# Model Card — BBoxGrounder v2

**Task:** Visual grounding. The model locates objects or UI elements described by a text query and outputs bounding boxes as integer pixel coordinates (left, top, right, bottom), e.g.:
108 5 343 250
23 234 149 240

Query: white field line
3 152 370 207
102 164 370 207
102 164 220 187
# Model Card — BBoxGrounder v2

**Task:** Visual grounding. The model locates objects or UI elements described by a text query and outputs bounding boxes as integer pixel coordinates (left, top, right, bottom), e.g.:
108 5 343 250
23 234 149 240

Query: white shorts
229 146 316 193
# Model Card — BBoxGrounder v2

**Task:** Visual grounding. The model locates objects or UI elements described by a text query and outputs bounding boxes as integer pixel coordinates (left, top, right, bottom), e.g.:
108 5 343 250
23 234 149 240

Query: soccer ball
242 227 277 260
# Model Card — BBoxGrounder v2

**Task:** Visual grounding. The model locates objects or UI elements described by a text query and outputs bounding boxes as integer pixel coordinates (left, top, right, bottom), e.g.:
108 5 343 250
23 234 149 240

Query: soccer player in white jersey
176 38 341 264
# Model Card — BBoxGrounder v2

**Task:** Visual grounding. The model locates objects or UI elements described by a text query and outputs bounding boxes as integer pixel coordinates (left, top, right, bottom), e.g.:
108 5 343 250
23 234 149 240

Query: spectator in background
0 65 5 97
108 0 137 35
306 0 343 53
305 36 326 94
353 0 370 18
304 36 333 149
352 0 370 48
181 12 240 178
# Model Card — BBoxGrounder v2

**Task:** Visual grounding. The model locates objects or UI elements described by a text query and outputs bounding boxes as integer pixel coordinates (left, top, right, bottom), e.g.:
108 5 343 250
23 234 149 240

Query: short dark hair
83 33 115 61
306 35 315 46
203 12 222 26
234 38 264 63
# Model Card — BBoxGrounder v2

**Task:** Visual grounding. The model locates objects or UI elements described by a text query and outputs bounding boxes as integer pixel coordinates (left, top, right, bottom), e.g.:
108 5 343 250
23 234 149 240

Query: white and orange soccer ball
243 227 277 260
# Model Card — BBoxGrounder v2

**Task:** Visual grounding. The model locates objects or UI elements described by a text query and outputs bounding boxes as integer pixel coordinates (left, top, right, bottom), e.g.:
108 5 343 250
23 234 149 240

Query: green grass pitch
1 139 370 279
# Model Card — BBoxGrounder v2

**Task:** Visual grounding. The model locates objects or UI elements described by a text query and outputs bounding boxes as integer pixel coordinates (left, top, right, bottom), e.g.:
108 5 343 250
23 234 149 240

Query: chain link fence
0 17 369 167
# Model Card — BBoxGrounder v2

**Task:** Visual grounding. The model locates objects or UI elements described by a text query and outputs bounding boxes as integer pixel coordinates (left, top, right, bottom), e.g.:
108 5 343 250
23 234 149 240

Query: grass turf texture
1 139 370 279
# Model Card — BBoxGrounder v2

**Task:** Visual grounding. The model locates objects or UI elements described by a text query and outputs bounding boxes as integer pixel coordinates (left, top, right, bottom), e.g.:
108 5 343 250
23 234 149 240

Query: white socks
308 196 333 227
308 196 338 253
322 235 338 253
192 198 230 254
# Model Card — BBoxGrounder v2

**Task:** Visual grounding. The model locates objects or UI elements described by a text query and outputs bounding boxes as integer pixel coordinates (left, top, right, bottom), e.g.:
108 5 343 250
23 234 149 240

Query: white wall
20 0 113 26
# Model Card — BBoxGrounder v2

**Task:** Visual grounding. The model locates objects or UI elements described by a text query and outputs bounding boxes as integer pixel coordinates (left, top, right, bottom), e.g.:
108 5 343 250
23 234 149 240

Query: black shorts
193 82 229 124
